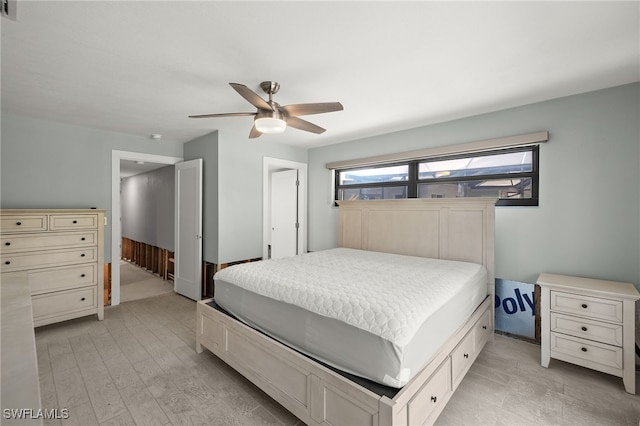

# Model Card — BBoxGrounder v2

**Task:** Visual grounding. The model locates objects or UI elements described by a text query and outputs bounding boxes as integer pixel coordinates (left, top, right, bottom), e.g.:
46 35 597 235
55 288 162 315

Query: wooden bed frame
196 198 496 425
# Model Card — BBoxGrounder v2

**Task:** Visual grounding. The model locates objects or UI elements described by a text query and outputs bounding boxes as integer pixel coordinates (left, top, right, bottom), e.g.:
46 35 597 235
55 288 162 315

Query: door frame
262 157 308 260
111 150 183 306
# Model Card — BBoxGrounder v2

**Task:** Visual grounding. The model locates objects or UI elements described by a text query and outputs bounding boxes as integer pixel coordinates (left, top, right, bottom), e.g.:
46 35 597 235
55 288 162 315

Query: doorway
262 157 308 259
111 150 182 306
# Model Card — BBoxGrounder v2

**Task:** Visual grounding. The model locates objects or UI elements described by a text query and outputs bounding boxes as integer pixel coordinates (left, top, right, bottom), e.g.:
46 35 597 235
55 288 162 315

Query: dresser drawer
49 214 99 231
29 264 98 295
1 247 97 272
550 291 622 323
551 312 623 347
550 332 623 372
32 286 97 320
0 215 48 233
1 231 97 253
408 357 451 426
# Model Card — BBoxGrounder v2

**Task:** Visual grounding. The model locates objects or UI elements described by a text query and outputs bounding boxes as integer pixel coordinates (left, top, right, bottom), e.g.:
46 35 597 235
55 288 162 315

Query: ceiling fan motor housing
260 81 280 95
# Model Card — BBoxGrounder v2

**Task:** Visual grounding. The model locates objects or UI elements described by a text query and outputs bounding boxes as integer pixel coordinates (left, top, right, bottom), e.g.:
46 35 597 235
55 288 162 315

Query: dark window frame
335 145 539 206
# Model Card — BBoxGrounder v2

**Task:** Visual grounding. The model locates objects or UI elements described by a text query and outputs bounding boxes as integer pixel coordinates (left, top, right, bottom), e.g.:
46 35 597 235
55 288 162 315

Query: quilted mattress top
214 248 487 346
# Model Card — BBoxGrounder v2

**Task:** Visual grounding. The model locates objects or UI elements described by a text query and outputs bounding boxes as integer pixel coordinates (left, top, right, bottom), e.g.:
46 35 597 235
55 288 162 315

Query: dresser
538 273 640 394
0 209 105 327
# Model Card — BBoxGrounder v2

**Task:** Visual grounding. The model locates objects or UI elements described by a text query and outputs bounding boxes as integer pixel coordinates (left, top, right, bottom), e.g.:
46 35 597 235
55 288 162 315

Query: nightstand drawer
551 312 622 346
550 291 622 323
550 333 622 371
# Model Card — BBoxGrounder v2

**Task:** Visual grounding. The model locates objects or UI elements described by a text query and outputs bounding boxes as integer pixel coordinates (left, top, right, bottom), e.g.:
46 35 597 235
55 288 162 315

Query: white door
174 159 203 300
271 169 298 259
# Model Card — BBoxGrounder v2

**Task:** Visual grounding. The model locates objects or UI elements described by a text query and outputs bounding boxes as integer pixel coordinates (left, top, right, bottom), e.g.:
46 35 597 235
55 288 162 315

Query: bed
196 198 496 425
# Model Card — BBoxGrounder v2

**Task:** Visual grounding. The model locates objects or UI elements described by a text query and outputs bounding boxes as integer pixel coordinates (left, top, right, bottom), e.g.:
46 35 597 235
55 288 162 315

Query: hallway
120 260 174 303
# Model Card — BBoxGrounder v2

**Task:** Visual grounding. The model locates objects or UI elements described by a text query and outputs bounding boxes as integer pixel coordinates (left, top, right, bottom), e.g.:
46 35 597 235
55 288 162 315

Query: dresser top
537 273 640 300
1 209 106 214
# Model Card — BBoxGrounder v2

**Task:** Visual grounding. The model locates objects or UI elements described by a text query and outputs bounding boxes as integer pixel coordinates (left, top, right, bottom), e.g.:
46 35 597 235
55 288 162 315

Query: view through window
335 146 539 206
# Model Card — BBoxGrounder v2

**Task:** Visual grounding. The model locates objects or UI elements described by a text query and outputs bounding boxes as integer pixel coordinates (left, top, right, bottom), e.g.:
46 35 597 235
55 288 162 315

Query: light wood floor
34 292 639 426
119 261 174 303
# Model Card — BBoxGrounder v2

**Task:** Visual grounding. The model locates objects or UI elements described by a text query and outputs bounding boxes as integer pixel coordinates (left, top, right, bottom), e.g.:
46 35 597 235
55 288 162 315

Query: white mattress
214 248 487 388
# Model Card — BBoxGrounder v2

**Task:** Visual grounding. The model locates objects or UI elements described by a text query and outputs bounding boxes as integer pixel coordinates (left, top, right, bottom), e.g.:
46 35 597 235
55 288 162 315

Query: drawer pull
581 326 588 332
80 253 85 257
463 353 469 359
15 221 22 226
4 261 10 265
81 274 86 278
81 297 86 301
482 325 487 330
581 303 588 309
73 220 78 224
81 237 86 241
5 242 10 246
581 347 588 352
430 396 437 403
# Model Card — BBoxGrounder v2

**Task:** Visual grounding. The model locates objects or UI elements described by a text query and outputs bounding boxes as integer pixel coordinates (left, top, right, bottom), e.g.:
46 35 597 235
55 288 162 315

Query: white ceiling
2 1 638 149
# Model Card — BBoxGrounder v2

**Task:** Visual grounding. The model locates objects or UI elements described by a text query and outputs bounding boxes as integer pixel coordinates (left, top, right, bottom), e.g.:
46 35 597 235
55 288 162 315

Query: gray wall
217 131 307 264
184 130 307 265
0 114 184 262
121 165 175 250
308 83 640 289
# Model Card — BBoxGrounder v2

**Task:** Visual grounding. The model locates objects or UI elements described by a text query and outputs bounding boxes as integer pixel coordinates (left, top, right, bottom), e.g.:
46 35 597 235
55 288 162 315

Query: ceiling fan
189 81 343 138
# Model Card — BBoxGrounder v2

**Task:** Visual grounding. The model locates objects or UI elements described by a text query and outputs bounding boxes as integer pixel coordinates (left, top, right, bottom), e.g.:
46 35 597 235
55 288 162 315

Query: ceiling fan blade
189 112 256 118
229 83 273 111
287 117 326 134
281 102 343 117
249 125 262 139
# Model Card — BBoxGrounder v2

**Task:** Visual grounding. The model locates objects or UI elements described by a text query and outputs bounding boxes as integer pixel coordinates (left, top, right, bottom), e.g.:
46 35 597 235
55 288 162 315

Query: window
335 146 539 206
336 164 409 201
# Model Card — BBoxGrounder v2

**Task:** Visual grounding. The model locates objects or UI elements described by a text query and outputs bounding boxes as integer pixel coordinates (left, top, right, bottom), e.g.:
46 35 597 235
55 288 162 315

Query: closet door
270 169 299 259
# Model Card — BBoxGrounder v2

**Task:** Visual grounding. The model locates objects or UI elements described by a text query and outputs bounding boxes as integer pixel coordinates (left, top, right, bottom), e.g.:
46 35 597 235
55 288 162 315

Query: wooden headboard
337 198 496 294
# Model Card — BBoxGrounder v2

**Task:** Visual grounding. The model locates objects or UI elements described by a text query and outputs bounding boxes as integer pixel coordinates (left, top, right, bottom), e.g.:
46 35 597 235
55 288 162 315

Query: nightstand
537 273 640 394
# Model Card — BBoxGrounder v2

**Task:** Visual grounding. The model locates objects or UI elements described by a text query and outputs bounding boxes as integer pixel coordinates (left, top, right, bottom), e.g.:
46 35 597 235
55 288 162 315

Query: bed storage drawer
451 328 475 387
550 291 622 323
474 307 492 349
451 305 492 388
407 357 452 426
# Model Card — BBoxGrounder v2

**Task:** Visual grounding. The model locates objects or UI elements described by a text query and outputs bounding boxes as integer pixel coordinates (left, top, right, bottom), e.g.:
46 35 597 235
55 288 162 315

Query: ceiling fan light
255 117 286 134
